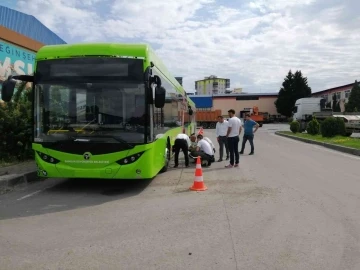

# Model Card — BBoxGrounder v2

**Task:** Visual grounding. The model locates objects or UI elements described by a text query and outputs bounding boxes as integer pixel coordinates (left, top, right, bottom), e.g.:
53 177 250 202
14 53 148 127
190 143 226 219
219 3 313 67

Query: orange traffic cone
198 127 204 136
190 156 207 191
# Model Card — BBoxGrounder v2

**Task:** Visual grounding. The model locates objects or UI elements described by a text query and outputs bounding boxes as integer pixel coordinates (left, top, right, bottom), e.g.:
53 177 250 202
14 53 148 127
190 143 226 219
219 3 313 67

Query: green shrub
306 117 320 135
0 82 33 162
290 121 300 133
335 117 346 136
320 117 346 137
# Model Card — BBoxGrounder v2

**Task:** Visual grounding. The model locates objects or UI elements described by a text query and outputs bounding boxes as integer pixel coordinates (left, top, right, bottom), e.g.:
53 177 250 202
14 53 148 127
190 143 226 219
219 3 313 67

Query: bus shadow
47 178 152 198
46 179 152 201
2 178 153 220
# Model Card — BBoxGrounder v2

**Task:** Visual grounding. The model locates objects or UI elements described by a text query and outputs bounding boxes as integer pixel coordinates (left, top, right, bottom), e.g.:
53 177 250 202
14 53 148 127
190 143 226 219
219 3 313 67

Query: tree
292 70 312 101
275 70 312 117
345 80 360 112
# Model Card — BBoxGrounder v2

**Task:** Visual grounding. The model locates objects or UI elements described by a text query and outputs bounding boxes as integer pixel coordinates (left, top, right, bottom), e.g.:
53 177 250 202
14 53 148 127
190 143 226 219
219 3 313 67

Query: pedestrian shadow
173 188 191 194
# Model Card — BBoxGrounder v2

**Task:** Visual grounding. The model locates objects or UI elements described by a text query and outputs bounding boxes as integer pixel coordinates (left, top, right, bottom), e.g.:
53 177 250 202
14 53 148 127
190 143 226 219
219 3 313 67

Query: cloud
15 0 360 93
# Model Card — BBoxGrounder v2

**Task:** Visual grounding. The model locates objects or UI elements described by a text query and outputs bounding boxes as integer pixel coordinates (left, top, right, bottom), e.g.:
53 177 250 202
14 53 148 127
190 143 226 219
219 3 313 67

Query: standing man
225 109 242 168
240 113 259 155
216 115 229 162
173 133 191 168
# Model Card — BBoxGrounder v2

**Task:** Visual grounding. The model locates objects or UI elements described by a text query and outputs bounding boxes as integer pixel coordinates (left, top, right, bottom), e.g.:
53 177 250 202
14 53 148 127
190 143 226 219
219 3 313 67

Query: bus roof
36 43 195 108
36 43 150 60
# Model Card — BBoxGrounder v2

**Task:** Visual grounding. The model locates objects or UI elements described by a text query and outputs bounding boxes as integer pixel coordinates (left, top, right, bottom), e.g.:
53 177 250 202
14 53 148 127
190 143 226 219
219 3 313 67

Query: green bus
1 43 197 179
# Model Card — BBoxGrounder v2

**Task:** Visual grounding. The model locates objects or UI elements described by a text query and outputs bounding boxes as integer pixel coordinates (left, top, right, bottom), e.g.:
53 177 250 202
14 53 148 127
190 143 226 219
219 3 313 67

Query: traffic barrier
190 156 207 191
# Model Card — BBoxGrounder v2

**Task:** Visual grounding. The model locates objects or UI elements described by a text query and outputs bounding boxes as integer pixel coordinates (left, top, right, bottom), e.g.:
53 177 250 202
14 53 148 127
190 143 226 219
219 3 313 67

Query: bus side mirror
155 86 166 108
1 76 17 102
149 75 161 89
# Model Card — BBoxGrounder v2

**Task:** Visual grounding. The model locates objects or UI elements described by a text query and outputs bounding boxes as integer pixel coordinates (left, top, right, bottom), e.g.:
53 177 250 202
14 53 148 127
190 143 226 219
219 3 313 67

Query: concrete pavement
1 124 360 270
0 161 38 194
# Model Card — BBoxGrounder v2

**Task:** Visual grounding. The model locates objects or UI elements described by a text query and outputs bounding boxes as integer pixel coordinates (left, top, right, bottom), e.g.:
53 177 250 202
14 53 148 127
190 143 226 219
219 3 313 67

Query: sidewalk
0 161 38 191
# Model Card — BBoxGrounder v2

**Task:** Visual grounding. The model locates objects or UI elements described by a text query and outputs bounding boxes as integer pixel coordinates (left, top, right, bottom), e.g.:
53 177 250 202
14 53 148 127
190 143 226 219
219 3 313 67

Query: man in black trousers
173 133 191 168
216 115 229 161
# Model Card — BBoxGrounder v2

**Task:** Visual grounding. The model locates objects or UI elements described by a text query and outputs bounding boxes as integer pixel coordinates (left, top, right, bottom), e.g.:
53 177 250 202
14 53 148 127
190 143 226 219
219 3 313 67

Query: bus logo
83 152 92 160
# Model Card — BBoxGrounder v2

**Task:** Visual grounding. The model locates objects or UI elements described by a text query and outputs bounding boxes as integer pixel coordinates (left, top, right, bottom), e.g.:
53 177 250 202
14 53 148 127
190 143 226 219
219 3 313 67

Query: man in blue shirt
239 113 259 155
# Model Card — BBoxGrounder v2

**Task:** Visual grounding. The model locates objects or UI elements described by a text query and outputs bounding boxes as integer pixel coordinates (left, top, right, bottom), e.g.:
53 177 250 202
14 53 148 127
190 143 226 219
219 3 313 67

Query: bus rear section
32 56 166 179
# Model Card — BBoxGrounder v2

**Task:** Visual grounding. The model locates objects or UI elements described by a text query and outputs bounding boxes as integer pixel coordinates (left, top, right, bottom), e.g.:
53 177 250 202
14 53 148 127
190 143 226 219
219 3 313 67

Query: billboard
0 40 35 82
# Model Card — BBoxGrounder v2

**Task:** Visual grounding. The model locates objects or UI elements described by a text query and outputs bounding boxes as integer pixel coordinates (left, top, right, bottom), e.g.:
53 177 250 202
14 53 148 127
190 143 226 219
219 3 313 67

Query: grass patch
279 131 360 149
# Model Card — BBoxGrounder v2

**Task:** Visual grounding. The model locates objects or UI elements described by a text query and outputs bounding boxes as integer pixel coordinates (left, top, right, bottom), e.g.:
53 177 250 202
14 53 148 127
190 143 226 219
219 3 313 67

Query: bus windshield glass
33 57 146 144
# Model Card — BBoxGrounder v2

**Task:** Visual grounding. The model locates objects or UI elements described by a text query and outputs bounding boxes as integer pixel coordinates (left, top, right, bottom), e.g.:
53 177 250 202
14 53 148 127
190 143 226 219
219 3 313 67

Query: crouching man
189 134 215 167
173 133 191 168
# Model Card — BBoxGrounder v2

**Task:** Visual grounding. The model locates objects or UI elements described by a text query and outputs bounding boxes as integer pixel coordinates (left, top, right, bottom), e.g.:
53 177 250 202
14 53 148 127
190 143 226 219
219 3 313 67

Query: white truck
293 97 360 136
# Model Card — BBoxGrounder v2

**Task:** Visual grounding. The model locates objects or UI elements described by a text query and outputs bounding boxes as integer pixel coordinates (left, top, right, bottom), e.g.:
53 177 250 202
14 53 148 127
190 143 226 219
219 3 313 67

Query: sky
3 0 360 93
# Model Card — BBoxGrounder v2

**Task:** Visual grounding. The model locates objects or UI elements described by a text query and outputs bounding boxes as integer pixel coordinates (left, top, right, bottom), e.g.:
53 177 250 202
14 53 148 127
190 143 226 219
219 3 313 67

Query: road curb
0 171 42 190
275 131 360 157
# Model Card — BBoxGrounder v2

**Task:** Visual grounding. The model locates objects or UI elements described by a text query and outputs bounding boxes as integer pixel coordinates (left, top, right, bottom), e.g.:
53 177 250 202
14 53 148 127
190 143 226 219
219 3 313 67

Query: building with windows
311 82 356 105
188 81 359 119
0 5 65 99
195 75 230 95
190 93 281 118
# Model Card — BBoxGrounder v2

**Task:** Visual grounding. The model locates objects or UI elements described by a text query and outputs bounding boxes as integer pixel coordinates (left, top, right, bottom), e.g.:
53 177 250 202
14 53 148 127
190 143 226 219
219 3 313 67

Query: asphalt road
1 123 360 270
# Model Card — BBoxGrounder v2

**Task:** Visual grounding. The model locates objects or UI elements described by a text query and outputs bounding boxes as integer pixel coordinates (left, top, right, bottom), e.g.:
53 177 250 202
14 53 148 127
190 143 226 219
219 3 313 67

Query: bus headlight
117 151 145 165
36 151 60 164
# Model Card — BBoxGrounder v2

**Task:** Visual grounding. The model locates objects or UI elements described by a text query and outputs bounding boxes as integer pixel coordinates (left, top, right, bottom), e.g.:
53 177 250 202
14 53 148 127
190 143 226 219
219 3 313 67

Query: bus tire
160 138 171 173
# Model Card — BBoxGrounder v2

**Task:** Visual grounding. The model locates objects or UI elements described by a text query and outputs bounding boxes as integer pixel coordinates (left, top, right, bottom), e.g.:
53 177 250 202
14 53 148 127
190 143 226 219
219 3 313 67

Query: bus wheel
160 140 171 173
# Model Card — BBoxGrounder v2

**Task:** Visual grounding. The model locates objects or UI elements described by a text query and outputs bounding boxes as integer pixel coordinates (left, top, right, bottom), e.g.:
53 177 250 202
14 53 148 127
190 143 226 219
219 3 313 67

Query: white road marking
17 190 43 201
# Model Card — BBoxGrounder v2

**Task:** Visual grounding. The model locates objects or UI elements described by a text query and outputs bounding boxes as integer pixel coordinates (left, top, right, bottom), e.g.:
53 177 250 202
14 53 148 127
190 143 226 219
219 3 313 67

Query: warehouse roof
312 82 357 95
0 5 66 45
194 93 278 98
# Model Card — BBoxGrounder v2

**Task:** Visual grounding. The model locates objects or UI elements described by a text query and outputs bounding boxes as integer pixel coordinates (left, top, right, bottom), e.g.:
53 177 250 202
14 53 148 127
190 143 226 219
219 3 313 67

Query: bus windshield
33 57 146 144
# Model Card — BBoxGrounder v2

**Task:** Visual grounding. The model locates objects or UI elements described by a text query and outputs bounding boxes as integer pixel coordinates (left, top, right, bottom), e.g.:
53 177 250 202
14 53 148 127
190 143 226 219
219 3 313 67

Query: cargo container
180 109 221 129
189 96 213 109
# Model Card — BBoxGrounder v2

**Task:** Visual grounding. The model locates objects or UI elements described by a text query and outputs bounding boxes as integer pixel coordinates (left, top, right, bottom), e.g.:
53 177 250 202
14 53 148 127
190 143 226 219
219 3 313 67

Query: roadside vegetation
286 81 360 150
280 131 360 149
0 82 33 166
275 70 312 118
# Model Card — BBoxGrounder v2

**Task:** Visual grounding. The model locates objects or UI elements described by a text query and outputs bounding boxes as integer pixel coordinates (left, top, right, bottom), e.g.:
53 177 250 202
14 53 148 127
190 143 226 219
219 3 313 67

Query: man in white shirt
225 109 242 168
189 134 214 166
216 115 229 162
203 136 216 154
173 133 191 168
